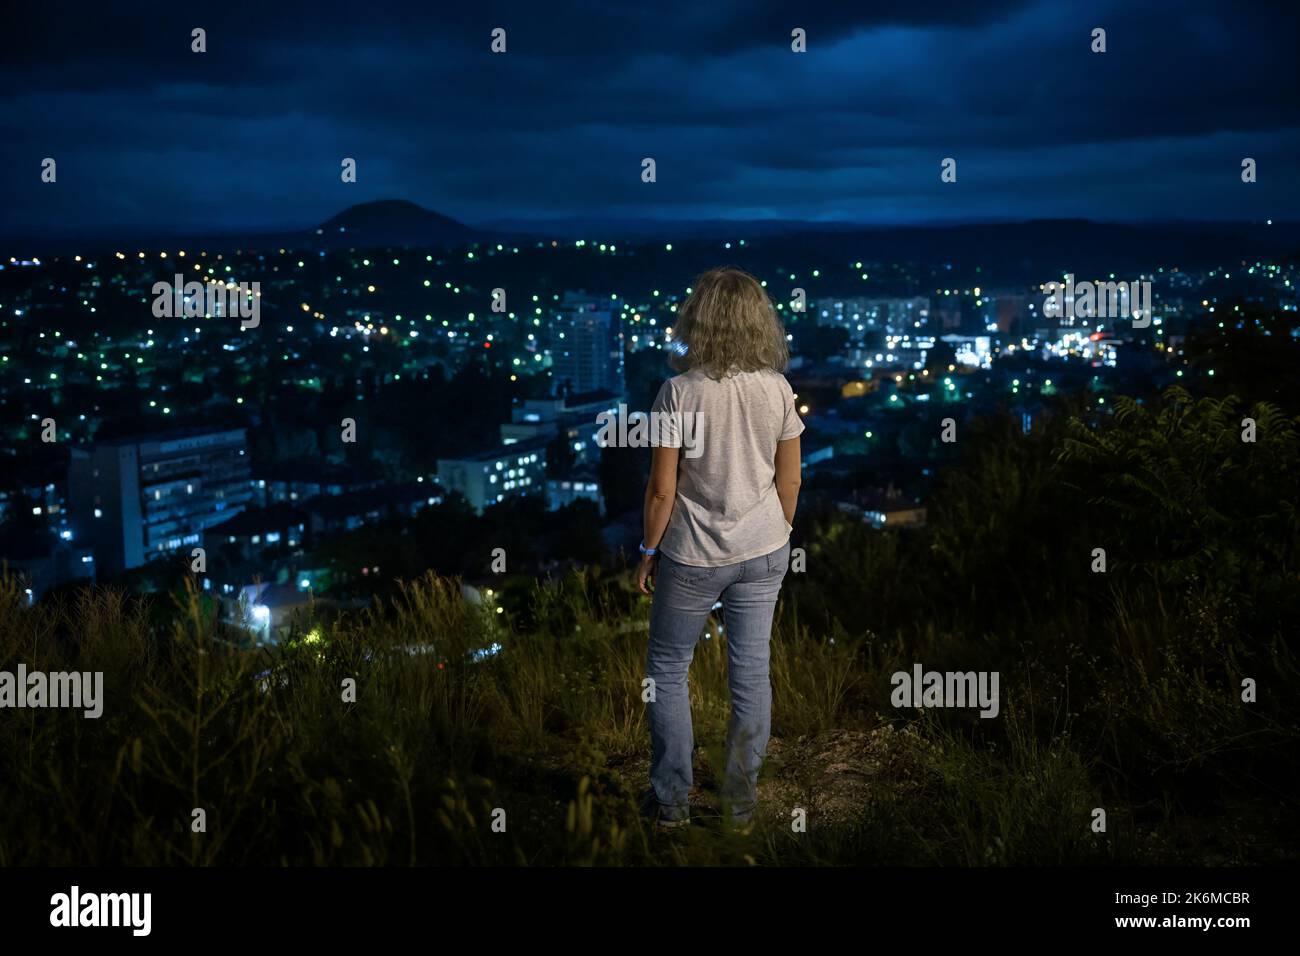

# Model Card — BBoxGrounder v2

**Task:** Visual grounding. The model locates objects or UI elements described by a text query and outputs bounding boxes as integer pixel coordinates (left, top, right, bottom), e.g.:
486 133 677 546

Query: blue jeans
647 539 791 822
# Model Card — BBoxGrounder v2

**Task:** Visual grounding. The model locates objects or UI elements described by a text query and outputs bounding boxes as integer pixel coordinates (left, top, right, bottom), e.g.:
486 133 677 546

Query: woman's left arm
637 445 680 594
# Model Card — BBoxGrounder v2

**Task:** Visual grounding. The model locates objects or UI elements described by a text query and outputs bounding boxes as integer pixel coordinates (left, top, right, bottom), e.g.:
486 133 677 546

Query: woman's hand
637 553 659 596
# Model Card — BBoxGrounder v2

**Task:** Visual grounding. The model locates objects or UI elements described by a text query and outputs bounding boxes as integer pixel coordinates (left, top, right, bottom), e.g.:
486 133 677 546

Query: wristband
639 541 657 557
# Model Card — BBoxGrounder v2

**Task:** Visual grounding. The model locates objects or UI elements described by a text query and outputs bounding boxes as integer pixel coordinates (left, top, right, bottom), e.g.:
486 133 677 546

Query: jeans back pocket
668 558 716 586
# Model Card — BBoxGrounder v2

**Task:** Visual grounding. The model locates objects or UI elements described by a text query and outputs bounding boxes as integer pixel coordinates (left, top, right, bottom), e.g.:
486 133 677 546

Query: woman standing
637 267 804 829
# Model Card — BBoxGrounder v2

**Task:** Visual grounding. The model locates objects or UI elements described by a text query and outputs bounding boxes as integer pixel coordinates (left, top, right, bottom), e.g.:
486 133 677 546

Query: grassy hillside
2 387 1296 865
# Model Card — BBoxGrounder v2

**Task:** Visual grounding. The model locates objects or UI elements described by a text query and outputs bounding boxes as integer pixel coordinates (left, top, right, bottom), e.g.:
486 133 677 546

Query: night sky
2 0 1297 238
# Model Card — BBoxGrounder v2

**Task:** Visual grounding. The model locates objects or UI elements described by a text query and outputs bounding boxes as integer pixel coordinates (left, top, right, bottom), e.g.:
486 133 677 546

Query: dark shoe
639 786 690 830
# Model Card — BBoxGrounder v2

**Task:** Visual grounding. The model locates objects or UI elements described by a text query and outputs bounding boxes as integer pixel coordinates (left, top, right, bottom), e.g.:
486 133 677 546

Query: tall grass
1 557 1291 865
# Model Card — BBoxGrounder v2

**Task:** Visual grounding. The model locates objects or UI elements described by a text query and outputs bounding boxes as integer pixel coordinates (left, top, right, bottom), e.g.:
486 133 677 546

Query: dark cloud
0 0 1295 237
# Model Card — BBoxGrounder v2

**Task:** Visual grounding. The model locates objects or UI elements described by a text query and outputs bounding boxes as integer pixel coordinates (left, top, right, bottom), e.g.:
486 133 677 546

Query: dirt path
614 724 930 825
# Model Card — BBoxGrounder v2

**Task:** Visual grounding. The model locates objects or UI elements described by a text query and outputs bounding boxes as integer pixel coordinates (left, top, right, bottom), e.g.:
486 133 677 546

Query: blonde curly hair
668 267 790 379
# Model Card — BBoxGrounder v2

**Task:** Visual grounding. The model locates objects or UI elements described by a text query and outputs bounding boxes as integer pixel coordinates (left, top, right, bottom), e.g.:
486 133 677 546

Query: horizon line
2 211 1293 247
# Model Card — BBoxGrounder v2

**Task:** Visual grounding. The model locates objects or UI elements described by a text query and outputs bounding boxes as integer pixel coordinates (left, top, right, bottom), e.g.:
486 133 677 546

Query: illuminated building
550 295 625 397
68 428 252 578
436 435 552 514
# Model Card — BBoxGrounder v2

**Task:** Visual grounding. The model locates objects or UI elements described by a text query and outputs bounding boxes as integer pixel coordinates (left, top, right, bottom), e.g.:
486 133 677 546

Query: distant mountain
887 219 1294 277
476 216 830 240
727 218 1300 279
475 216 1300 282
3 204 1296 277
0 200 483 256
314 200 477 246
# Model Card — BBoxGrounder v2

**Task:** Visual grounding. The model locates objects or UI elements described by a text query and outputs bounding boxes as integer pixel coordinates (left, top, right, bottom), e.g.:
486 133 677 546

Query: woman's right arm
774 435 802 525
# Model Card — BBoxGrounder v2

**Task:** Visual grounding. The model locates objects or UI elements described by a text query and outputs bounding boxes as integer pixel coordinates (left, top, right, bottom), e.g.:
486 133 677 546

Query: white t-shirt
650 367 804 567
